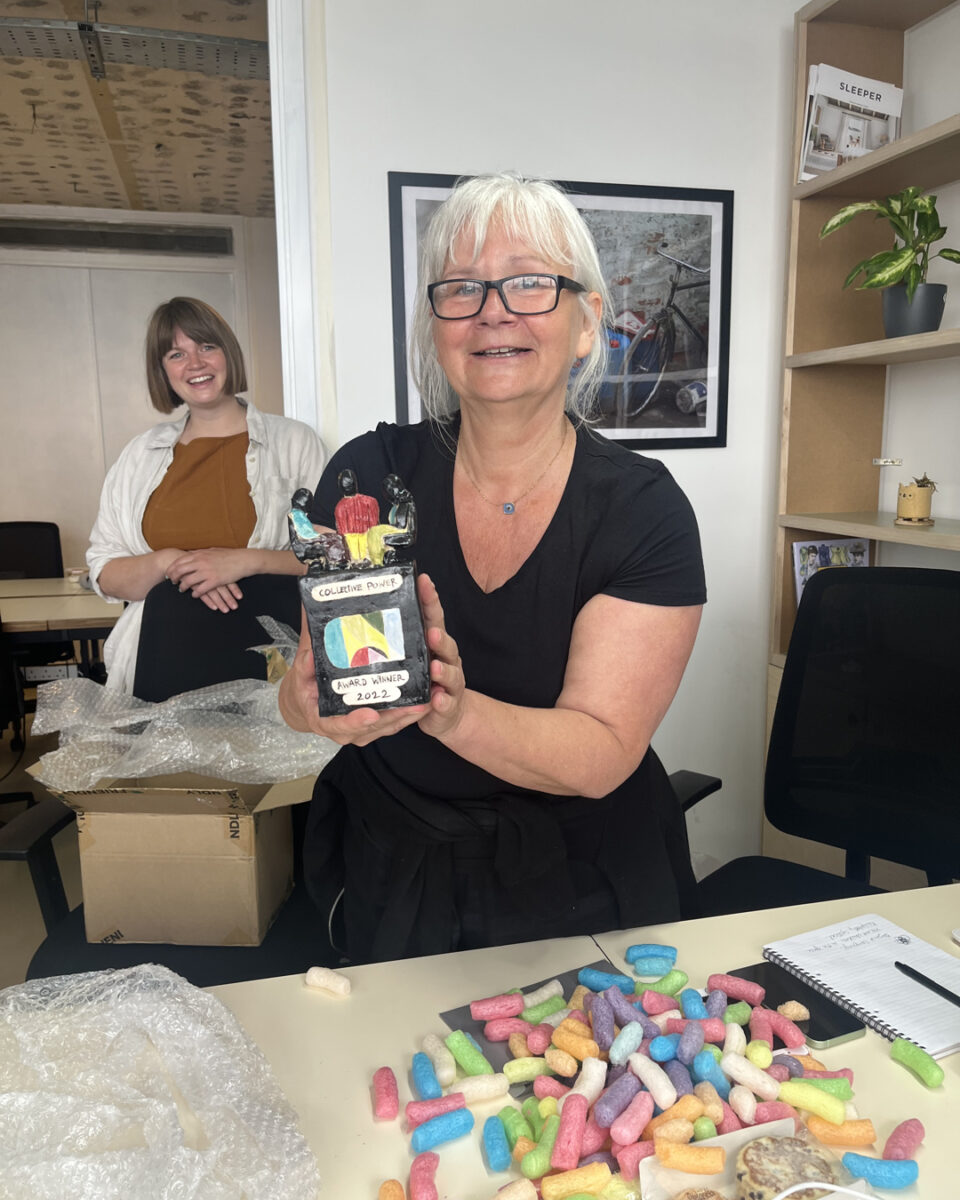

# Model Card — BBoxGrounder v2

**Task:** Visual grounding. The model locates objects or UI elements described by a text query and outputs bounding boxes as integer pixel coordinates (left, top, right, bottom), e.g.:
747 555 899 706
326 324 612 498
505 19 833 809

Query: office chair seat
696 855 884 918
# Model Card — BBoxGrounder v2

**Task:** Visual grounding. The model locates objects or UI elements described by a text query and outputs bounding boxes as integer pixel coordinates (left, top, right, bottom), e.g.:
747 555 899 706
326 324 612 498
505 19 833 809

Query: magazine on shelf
792 538 869 608
797 63 903 184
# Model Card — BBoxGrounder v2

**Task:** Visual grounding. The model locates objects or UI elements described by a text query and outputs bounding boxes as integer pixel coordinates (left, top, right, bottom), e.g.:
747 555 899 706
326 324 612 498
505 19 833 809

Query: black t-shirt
310 418 706 800
305 418 706 961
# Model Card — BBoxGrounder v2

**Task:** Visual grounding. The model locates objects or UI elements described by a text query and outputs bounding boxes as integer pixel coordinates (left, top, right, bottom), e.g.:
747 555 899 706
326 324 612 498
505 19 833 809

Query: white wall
311 0 801 871
881 6 960 546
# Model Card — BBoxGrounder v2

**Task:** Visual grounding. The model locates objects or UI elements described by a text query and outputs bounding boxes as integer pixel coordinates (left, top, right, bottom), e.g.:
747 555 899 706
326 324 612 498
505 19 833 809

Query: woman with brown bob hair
87 296 326 693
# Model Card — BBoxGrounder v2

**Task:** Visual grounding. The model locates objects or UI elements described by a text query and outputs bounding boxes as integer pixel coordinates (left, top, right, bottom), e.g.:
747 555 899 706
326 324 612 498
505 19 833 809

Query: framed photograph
388 171 733 449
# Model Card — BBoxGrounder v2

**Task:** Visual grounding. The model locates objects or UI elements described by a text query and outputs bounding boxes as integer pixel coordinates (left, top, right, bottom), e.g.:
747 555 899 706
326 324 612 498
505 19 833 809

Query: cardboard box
40 772 313 946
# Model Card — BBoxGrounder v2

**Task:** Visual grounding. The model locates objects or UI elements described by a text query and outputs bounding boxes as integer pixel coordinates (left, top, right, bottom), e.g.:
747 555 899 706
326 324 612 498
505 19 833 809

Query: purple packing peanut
591 995 616 1051
777 1054 805 1078
582 992 595 1015
677 1021 706 1066
663 1058 694 1097
593 1070 641 1128
604 985 641 1028
579 1151 618 1170
704 988 728 1018
606 1063 627 1086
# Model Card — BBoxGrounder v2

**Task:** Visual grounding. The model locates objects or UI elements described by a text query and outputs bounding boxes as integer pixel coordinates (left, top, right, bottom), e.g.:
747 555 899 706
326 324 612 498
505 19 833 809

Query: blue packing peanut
679 988 708 1019
649 1033 681 1062
625 944 678 965
630 955 676 978
578 966 634 993
704 988 728 1018
411 1107 476 1153
483 1115 512 1172
410 1051 442 1100
691 1048 730 1099
841 1153 919 1190
609 1020 647 1066
663 1058 694 1096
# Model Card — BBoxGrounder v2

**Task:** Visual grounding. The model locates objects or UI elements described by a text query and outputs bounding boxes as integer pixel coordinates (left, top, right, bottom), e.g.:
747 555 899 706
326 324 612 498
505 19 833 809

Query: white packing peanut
304 966 350 996
421 1033 457 1087
522 978 564 1009
561 1056 607 1110
723 1021 747 1056
458 1073 510 1104
628 1052 677 1111
720 1052 780 1101
729 1083 757 1125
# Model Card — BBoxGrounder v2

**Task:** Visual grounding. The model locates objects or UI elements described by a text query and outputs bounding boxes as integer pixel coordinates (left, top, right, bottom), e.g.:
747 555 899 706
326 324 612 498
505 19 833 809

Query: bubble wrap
30 618 339 792
0 963 320 1199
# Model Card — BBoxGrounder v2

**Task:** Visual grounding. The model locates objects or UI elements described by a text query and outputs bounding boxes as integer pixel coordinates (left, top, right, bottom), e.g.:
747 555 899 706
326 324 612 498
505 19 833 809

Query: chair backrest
132 573 302 702
0 521 64 580
765 566 960 883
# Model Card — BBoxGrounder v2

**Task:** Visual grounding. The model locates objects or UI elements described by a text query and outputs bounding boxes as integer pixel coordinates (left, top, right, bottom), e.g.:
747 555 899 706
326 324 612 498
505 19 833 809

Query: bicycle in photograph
615 245 710 425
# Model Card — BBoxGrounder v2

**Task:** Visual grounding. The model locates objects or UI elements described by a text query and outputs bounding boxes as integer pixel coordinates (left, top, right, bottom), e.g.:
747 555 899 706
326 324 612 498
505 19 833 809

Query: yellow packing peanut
655 1140 725 1174
540 1159 612 1198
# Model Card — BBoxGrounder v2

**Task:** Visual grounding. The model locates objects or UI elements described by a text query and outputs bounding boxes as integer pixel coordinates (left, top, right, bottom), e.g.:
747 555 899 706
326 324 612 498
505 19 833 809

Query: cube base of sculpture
299 561 430 717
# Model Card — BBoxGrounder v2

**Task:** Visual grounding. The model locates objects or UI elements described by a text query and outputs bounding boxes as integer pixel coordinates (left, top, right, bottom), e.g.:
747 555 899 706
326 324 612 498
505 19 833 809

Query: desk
211 885 959 1198
1 588 121 677
0 577 90 600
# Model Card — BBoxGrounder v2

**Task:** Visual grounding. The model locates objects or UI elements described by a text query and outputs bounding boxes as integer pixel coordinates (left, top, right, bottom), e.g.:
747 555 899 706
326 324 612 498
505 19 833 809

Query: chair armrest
0 796 74 860
669 769 722 813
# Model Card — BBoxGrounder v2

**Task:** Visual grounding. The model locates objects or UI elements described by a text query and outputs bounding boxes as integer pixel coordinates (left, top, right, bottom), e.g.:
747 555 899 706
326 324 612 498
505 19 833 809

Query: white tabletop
0 590 121 632
211 886 960 1199
0 577 88 599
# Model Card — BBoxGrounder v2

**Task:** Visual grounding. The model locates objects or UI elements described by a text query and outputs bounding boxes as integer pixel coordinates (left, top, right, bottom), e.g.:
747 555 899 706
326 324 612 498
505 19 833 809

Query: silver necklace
458 421 569 516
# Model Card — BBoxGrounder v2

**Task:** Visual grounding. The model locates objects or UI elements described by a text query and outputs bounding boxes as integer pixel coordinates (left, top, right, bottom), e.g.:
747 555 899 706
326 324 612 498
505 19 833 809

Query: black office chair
693 566 960 917
0 521 75 749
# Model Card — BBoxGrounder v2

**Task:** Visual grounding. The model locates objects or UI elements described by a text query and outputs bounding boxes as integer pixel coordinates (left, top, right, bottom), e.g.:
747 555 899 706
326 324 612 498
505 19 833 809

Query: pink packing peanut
581 1113 611 1157
754 1101 798 1125
567 1009 591 1027
665 1017 726 1043
526 1023 555 1055
766 1064 791 1083
766 1009 806 1049
551 1092 589 1170
615 1140 656 1180
373 1067 399 1120
639 990 682 1015
708 973 765 1006
470 993 526 1021
409 1151 439 1200
534 1075 569 1099
883 1118 925 1160
405 1093 465 1130
749 1007 774 1047
610 1089 655 1145
717 1099 743 1134
485 1017 533 1042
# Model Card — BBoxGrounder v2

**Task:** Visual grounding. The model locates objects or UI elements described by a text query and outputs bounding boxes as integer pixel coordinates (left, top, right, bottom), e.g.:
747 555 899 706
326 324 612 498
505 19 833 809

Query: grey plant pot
882 282 947 338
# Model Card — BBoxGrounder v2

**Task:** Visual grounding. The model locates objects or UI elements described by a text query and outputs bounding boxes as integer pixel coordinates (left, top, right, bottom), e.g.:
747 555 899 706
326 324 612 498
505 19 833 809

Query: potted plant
820 186 960 337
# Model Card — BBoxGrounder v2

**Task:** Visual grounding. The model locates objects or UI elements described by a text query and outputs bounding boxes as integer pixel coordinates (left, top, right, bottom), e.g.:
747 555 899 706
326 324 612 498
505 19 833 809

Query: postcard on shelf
798 63 903 184
793 538 869 608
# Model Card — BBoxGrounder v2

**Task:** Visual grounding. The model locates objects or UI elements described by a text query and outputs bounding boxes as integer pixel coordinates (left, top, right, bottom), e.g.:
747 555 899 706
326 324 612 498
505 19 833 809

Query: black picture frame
388 171 732 450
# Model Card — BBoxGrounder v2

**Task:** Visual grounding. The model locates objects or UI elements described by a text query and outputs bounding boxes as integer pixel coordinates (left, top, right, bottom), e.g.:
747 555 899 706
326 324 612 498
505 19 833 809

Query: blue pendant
502 502 515 515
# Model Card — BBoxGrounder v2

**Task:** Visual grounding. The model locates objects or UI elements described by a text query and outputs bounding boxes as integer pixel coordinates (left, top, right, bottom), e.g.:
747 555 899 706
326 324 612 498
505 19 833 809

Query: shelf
786 327 960 368
802 0 955 31
779 512 960 551
793 113 960 201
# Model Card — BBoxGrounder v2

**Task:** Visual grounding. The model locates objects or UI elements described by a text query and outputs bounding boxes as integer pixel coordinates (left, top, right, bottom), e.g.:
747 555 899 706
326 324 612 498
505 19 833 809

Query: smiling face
161 327 231 409
432 223 601 414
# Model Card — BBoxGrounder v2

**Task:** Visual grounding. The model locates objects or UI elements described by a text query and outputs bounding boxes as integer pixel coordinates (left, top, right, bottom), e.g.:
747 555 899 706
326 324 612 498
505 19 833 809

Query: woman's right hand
278 612 427 745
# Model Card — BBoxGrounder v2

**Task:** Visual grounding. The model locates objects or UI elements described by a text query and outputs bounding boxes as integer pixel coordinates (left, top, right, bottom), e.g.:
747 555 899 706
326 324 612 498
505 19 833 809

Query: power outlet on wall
23 664 80 682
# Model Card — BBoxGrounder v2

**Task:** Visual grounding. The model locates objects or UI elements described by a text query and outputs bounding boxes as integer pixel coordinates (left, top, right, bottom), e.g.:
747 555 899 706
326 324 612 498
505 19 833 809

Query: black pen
894 961 960 1008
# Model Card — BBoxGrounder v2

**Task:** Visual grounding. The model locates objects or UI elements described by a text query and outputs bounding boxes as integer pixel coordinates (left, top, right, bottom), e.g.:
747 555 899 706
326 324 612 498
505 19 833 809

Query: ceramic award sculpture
289 473 429 716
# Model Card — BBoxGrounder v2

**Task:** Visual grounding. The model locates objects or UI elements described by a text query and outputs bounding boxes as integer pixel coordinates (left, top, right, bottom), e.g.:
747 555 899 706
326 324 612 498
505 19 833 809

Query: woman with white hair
280 173 706 962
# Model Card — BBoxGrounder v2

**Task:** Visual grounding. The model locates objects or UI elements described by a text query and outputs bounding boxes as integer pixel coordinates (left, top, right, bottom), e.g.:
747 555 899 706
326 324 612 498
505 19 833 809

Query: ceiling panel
0 0 272 216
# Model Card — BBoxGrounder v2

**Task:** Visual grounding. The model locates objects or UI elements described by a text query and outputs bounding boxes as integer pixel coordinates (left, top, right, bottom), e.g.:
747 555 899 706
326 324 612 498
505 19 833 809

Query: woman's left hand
166 547 252 599
416 572 467 739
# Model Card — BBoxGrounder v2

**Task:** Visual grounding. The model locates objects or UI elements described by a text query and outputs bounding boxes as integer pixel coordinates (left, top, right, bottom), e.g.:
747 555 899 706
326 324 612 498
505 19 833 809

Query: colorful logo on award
323 608 406 668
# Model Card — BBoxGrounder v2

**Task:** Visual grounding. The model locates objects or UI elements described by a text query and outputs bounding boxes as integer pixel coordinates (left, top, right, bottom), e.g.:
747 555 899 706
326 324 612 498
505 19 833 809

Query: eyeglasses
427 274 586 320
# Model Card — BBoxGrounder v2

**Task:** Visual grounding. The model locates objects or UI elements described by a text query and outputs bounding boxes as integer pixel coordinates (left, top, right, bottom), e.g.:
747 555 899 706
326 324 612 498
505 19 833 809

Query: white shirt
87 399 327 693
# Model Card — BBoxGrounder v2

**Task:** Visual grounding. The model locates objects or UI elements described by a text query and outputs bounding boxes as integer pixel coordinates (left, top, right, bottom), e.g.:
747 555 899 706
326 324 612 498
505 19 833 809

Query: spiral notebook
763 914 960 1059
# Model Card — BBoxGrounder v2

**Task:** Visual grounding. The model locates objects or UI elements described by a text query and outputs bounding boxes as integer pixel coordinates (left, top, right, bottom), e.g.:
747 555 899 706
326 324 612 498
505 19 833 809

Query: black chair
693 566 960 917
0 521 75 748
